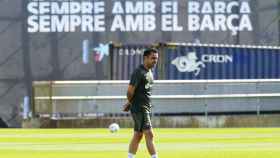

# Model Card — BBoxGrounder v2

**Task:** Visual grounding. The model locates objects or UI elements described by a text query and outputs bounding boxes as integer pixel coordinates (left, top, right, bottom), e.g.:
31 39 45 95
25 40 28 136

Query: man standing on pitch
123 48 159 158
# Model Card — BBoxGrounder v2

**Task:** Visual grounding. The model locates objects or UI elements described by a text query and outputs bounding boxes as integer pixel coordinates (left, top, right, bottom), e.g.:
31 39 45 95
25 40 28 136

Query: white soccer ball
109 123 120 133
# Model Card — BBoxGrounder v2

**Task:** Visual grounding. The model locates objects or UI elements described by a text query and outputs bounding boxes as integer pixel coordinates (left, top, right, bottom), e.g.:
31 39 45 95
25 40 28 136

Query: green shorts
131 112 152 132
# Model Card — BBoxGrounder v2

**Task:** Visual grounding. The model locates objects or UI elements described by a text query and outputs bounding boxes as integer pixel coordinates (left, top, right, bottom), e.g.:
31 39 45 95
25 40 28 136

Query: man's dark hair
143 48 158 57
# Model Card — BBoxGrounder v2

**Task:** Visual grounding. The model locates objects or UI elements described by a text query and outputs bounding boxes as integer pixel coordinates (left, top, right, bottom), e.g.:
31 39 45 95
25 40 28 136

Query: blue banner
165 45 280 79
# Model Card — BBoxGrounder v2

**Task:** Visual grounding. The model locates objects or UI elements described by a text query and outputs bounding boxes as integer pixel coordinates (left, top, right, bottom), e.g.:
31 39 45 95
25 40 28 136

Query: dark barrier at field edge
110 43 280 80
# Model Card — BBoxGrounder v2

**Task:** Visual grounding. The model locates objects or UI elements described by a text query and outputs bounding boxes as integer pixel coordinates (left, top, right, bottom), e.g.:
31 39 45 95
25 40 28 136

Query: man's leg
143 128 158 158
128 131 143 158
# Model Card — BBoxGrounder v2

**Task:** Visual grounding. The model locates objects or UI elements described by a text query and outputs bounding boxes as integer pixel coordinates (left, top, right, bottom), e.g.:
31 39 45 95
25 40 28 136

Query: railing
32 79 280 119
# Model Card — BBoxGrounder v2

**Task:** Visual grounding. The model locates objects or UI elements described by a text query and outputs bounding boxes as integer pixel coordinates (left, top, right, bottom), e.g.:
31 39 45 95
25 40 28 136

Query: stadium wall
22 114 280 128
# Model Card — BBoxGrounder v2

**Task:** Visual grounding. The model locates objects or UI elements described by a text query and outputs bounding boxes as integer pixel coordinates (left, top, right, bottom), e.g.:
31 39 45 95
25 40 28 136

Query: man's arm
127 85 135 103
123 85 135 112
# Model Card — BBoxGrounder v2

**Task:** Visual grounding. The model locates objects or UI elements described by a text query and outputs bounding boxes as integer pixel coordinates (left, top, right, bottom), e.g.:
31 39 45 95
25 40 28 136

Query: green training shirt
129 64 154 113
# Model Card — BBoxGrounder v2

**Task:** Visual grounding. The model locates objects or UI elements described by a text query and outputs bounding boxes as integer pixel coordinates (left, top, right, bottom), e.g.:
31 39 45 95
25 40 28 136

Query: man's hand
124 85 135 112
123 102 131 112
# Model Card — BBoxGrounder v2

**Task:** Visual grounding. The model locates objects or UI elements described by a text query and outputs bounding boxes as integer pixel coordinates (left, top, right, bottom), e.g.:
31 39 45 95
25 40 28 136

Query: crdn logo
171 52 233 76
201 54 233 63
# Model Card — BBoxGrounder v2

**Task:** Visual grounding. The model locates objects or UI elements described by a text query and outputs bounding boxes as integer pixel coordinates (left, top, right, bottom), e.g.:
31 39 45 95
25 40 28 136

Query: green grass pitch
0 128 280 158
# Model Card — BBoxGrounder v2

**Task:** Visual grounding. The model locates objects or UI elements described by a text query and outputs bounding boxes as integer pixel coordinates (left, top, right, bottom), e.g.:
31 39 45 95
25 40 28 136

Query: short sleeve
129 69 141 87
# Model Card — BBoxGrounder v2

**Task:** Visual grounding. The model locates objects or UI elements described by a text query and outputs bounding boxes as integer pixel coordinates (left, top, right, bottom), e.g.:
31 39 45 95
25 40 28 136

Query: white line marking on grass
0 143 280 151
0 134 128 138
0 143 128 151
0 133 279 139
